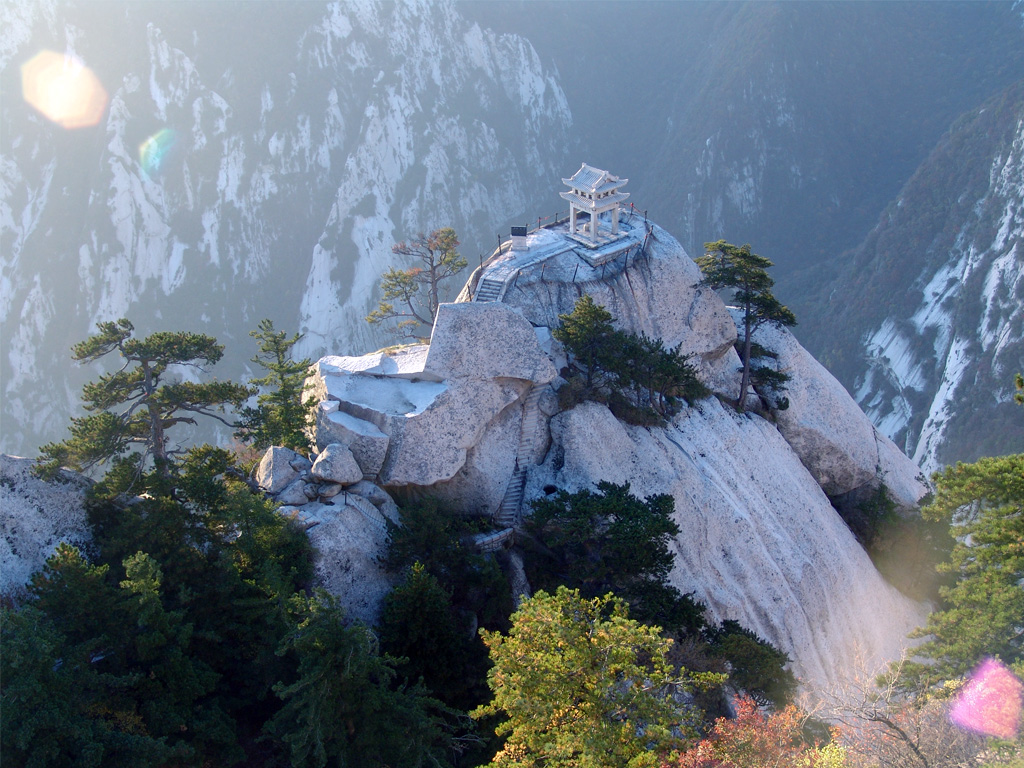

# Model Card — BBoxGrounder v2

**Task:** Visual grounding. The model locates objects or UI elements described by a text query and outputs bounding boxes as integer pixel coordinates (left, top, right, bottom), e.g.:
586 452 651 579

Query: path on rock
493 385 546 529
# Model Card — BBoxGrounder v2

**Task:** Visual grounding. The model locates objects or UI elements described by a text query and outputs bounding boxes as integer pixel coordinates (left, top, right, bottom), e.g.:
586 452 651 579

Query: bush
553 296 707 425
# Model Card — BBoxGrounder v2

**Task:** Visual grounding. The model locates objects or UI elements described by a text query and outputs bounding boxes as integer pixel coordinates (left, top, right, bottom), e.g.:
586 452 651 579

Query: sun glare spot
949 658 1023 740
20 50 108 129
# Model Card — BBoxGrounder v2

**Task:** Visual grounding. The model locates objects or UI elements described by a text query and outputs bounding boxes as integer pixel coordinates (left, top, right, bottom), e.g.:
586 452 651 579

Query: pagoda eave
559 190 630 211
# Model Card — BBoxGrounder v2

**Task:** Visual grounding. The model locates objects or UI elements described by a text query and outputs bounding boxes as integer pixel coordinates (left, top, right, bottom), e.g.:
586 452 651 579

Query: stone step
474 278 504 302
494 468 526 528
343 491 390 535
493 384 547 529
516 386 545 460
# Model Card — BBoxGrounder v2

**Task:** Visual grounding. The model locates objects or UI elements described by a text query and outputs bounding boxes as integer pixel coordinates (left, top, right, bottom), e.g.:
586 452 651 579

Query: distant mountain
0 0 571 455
799 81 1024 471
468 2 1024 281
4 1 1023 466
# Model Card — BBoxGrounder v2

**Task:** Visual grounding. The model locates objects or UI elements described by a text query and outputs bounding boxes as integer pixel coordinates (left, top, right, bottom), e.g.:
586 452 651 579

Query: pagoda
559 163 630 246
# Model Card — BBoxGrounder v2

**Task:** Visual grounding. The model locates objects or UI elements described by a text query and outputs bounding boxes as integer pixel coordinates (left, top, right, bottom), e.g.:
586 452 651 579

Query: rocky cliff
303 213 929 690
800 81 1024 472
0 208 930 689
0 0 571 455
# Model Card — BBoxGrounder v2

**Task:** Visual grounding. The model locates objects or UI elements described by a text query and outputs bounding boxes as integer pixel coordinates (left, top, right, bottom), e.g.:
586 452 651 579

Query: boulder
525 400 927 692
378 377 528 486
317 482 344 499
421 396 523 516
314 402 390 476
311 443 363 486
347 480 392 507
275 477 312 507
257 446 306 494
288 454 313 473
748 319 929 508
424 302 557 384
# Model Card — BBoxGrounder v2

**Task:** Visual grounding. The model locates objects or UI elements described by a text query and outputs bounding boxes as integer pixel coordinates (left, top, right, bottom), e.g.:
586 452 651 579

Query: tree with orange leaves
366 227 466 339
671 695 848 768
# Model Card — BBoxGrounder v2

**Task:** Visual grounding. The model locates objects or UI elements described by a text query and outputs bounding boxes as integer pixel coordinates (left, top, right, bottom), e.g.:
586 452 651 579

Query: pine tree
696 241 796 412
37 319 252 481
267 591 455 768
552 294 620 393
236 319 314 452
905 453 1024 684
366 227 467 339
378 562 488 711
553 296 706 423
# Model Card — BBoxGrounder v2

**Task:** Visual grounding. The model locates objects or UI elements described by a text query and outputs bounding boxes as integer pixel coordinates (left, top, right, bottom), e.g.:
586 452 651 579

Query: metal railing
463 203 653 300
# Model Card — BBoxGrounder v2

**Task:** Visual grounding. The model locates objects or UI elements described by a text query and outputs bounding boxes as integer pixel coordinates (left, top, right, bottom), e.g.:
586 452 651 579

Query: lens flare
20 50 108 129
139 129 177 176
949 658 1023 740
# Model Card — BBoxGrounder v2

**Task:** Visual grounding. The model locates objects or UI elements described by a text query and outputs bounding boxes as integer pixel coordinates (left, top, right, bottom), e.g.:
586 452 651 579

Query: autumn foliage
670 696 846 768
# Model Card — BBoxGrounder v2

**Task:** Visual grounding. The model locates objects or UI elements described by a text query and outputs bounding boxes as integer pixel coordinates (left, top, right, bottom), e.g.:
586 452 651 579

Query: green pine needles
235 319 315 453
696 241 796 412
553 295 708 425
37 318 252 481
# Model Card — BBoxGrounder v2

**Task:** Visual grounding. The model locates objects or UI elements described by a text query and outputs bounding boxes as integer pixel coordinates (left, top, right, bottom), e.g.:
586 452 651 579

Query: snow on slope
855 99 1024 471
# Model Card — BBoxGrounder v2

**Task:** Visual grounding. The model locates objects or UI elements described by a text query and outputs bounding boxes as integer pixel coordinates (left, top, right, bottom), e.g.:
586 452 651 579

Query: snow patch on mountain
855 109 1024 471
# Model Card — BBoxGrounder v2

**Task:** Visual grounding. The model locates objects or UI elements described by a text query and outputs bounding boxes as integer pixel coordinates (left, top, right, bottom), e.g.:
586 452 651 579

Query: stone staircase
474 276 505 302
343 491 390 535
493 385 545 529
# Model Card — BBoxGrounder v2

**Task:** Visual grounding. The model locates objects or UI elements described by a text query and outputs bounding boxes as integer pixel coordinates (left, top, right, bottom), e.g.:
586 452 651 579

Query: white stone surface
524 401 928 691
311 443 363 485
378 377 528 486
316 345 434 380
425 302 557 384
314 405 390 476
1 455 92 601
750 319 929 508
314 369 448 418
256 446 305 494
306 498 395 625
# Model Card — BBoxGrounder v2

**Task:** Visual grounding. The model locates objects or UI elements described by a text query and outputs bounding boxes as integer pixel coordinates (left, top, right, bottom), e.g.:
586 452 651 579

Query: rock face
295 211 929 689
1 455 92 602
747 319 930 510
525 400 927 690
799 82 1024 470
473 223 743 394
306 302 556 513
294 497 396 625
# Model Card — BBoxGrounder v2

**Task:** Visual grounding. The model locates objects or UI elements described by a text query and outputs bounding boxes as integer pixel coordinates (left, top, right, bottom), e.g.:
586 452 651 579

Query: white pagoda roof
561 162 628 195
